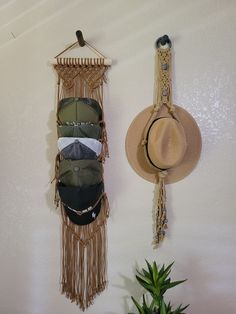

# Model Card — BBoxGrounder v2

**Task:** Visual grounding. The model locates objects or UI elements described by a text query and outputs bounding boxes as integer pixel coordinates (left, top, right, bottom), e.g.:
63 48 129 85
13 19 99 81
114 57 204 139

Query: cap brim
58 182 104 225
125 105 202 184
64 202 101 225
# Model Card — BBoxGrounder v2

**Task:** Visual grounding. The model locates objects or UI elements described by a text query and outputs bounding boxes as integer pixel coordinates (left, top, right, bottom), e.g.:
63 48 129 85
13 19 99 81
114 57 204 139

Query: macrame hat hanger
52 30 111 310
125 35 201 247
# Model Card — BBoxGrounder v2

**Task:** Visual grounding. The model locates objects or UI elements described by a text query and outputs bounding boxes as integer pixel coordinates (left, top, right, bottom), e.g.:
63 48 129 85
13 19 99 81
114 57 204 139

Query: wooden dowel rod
49 58 112 66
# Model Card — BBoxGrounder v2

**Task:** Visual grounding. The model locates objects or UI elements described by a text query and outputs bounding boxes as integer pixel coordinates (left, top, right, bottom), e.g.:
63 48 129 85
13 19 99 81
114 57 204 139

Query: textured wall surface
0 1 235 313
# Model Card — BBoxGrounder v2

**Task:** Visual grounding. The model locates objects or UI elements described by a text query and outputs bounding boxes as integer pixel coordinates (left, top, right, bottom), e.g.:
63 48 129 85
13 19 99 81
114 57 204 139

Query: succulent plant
129 260 189 314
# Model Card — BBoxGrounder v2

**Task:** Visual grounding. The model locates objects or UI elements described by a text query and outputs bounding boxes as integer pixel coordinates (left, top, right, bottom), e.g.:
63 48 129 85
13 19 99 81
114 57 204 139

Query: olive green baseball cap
59 159 103 187
57 97 103 124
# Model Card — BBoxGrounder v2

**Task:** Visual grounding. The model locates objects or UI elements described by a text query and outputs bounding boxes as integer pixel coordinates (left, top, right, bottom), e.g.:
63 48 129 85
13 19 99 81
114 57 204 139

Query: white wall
0 1 235 313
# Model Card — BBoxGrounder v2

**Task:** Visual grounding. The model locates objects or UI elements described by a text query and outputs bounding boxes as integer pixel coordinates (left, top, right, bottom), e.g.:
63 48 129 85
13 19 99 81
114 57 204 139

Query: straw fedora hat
125 103 201 184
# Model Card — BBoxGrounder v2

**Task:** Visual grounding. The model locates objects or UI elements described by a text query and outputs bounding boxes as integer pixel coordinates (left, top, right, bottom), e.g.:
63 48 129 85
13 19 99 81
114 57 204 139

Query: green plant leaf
160 268 171 283
150 297 161 310
136 270 153 285
135 276 157 295
180 304 189 311
166 302 172 311
174 303 189 313
145 260 154 282
142 295 148 308
160 299 167 314
149 299 156 310
141 296 155 314
159 262 174 284
161 280 187 292
131 296 145 314
136 275 152 287
163 278 171 286
142 268 152 281
153 261 158 285
159 263 165 276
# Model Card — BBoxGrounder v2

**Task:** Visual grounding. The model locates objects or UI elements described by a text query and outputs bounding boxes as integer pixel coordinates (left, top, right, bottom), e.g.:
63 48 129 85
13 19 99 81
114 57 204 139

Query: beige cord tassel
61 193 109 311
153 170 168 248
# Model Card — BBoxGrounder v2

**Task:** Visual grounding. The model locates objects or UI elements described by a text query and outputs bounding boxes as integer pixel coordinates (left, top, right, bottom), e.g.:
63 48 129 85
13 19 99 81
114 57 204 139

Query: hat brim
57 124 102 139
58 182 104 225
125 105 201 184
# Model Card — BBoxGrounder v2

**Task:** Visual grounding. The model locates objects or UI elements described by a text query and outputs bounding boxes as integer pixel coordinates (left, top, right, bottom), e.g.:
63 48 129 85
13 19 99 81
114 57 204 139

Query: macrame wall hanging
52 30 111 310
125 35 202 248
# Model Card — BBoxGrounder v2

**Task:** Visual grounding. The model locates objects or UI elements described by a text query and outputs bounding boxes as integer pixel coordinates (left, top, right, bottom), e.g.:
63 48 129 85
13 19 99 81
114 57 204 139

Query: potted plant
129 260 189 314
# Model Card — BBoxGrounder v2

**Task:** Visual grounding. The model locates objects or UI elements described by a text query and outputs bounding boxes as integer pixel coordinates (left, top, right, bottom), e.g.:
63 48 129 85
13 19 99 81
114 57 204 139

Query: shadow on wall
105 256 234 314
100 85 124 217
105 261 142 314
45 108 58 214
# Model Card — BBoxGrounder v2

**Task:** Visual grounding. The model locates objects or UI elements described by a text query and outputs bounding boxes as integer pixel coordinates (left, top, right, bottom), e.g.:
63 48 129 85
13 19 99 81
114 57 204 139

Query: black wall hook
76 30 85 47
155 35 172 48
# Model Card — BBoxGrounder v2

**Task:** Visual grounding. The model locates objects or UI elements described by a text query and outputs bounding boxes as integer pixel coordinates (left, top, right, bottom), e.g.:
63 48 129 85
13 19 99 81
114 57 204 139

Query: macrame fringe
61 193 109 311
152 171 168 248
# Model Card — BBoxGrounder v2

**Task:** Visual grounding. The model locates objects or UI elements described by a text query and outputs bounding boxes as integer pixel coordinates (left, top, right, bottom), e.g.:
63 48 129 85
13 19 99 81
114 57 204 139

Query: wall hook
155 35 172 48
76 30 85 47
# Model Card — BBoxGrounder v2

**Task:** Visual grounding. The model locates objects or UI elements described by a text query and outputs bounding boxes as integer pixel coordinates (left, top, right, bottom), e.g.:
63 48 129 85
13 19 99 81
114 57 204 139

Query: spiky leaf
145 260 154 282
142 268 152 281
153 261 158 285
159 262 174 284
141 295 154 314
136 270 153 285
173 303 189 314
161 280 187 293
135 275 156 293
160 299 167 314
131 297 145 314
